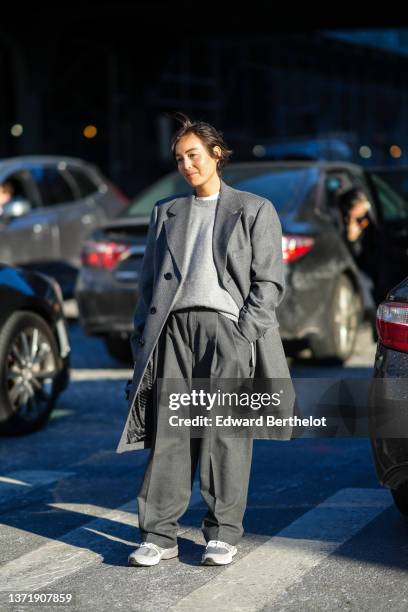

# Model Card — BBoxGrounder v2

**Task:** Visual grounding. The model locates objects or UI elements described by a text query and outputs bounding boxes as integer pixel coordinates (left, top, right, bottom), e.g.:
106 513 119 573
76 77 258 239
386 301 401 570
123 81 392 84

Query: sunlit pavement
1 310 405 612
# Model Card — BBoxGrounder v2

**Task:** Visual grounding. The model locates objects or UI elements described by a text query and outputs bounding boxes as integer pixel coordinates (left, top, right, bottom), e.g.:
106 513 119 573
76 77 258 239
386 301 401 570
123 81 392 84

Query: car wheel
105 334 132 364
309 274 362 364
391 483 408 517
0 311 62 435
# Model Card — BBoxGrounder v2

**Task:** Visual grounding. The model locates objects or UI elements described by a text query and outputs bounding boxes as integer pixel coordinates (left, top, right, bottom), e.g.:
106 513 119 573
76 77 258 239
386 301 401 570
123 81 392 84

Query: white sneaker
201 540 238 565
128 542 178 566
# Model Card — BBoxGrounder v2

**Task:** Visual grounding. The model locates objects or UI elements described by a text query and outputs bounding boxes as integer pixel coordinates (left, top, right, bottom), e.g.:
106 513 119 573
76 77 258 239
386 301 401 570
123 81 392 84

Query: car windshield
122 166 311 217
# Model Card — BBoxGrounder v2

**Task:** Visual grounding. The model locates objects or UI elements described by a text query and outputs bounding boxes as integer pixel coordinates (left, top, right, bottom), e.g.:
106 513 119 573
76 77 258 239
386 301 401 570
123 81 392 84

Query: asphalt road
1 317 407 612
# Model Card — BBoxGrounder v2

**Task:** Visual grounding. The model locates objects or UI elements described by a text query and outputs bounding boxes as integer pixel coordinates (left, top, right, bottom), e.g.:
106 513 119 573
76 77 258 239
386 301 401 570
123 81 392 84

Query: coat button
164 272 172 280
138 337 145 346
150 307 156 314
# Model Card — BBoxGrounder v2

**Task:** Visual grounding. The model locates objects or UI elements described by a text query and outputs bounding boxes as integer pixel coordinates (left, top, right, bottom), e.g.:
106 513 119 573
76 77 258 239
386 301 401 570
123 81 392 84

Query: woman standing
117 113 294 567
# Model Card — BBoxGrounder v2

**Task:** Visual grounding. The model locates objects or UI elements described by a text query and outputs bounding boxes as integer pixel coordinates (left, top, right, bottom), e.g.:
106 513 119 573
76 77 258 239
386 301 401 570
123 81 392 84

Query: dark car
75 161 408 364
370 275 408 517
0 264 70 435
0 156 129 296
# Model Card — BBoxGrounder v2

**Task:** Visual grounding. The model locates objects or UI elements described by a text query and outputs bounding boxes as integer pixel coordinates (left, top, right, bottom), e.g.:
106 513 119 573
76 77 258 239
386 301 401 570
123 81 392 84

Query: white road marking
0 499 192 592
71 370 131 381
0 488 393 602
172 488 393 611
0 500 138 592
47 502 135 522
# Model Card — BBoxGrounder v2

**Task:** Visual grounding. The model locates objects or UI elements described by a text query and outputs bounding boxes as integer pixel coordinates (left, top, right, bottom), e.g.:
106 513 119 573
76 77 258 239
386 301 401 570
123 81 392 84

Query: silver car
0 155 129 295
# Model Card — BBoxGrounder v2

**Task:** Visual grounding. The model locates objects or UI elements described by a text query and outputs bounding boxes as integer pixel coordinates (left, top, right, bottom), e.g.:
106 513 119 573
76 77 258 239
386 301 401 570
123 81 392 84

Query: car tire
309 274 362 364
391 483 408 517
0 311 62 435
105 334 132 364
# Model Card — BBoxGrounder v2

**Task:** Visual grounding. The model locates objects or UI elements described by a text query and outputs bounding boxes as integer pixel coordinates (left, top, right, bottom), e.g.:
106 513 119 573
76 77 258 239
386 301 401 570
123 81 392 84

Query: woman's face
350 196 371 220
175 132 221 189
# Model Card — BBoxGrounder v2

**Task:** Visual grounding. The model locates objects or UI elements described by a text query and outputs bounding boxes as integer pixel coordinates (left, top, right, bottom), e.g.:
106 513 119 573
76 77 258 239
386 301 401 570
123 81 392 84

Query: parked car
0 156 129 296
370 275 408 517
75 161 408 364
0 264 70 435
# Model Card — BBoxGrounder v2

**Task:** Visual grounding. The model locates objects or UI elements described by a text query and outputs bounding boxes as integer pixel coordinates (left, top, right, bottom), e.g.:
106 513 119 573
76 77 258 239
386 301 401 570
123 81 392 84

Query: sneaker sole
201 548 237 566
128 547 178 567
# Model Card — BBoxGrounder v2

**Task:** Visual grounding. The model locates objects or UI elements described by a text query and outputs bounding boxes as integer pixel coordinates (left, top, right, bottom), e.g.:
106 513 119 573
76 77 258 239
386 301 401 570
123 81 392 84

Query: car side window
325 172 355 204
1 169 41 208
29 165 76 206
325 170 378 227
370 173 408 221
66 166 98 198
324 171 354 230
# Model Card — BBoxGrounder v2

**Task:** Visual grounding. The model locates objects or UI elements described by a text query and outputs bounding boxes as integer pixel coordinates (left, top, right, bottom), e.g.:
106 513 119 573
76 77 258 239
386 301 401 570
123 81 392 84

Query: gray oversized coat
115 178 296 453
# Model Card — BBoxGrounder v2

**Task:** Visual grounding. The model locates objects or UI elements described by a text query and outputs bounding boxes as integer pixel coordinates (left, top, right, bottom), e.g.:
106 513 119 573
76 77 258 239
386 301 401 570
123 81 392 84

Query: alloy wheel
6 326 58 421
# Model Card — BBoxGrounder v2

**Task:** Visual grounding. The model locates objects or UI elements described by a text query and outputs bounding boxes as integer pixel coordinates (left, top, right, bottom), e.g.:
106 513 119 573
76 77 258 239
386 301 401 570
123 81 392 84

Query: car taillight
81 240 130 269
376 301 408 352
282 234 315 262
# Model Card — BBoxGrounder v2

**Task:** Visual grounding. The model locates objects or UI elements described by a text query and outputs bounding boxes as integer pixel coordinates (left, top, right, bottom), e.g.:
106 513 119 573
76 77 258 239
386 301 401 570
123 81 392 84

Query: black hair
337 186 369 213
169 112 233 177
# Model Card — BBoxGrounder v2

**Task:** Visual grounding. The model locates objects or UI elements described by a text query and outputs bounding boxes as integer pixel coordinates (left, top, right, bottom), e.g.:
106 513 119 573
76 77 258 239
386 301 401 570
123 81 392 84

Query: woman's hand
347 219 364 242
347 200 370 241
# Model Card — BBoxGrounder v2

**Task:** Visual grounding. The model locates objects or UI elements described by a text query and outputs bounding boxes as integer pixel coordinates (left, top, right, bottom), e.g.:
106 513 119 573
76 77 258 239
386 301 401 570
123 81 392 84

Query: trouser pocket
250 341 255 374
231 319 255 377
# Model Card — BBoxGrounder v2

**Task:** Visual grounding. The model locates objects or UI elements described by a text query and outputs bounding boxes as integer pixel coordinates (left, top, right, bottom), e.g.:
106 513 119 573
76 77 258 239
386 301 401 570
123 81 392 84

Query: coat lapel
164 178 243 281
163 193 194 277
213 179 243 282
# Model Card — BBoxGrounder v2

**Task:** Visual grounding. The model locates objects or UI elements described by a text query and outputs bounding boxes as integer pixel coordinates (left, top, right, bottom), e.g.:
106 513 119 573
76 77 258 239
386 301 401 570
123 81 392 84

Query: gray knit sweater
172 191 240 321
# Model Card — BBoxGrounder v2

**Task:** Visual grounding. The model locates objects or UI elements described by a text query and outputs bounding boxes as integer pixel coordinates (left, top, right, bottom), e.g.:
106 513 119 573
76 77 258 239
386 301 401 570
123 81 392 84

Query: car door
30 162 97 270
323 166 401 304
365 170 408 301
67 162 126 220
0 166 59 266
61 162 107 262
45 162 103 269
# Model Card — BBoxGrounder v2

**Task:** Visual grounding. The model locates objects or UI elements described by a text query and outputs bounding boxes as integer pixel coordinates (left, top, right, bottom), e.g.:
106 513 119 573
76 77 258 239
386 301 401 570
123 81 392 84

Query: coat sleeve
130 204 158 360
238 199 285 343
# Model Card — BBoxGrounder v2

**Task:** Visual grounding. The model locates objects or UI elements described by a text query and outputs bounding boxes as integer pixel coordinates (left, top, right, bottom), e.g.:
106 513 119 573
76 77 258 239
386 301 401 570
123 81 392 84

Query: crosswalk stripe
71 370 131 381
0 499 194 592
172 488 393 611
0 500 138 592
0 487 393 601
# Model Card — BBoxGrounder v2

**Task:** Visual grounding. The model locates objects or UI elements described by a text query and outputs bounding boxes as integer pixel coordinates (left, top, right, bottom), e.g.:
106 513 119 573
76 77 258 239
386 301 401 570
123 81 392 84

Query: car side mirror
2 198 33 220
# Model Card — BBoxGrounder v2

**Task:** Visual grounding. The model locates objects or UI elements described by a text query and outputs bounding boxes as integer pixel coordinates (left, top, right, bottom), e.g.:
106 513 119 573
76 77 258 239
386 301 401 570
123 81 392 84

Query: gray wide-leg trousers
137 306 255 548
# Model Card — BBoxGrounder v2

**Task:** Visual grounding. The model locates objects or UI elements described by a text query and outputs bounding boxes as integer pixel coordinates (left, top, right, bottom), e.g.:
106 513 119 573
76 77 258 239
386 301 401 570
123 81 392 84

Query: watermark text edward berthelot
168 414 327 427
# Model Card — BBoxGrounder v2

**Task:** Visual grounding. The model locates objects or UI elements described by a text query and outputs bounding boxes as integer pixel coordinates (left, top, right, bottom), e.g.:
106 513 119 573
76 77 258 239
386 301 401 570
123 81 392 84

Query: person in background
338 185 376 331
338 186 371 257
0 181 15 216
